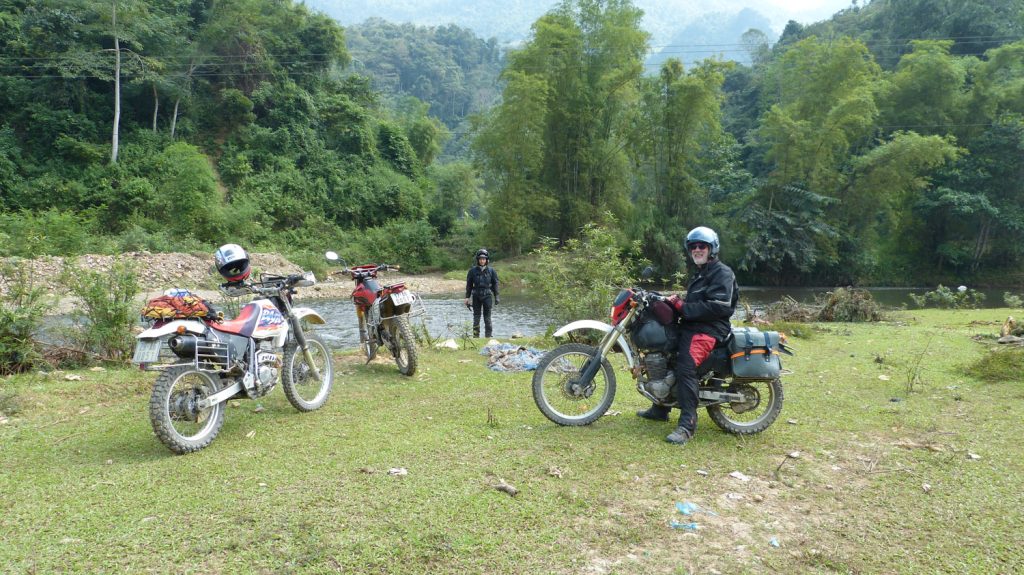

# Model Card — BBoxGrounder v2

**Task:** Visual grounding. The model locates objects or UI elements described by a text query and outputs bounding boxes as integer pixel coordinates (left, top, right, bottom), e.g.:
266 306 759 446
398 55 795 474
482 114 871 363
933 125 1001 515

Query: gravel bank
1 252 464 315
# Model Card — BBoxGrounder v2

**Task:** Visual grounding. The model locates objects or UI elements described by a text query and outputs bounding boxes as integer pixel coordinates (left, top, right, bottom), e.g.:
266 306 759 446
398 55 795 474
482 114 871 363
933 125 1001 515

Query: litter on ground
480 344 548 372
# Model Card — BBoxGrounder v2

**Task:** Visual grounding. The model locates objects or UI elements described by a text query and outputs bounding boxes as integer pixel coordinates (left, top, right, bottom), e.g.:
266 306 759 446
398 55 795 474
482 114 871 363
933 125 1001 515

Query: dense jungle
0 0 1022 287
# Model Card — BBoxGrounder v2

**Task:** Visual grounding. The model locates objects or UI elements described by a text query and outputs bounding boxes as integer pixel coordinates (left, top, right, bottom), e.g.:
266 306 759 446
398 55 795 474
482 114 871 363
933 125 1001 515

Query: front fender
282 307 327 348
553 320 635 370
137 320 206 339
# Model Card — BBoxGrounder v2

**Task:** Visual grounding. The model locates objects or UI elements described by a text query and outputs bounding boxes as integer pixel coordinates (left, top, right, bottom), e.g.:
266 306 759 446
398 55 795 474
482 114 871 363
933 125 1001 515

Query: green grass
1 309 1023 573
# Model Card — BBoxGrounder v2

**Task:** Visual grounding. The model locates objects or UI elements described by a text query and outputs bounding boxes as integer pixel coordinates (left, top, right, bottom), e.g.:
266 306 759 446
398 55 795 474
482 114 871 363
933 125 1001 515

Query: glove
494 295 500 305
667 294 684 313
464 298 472 310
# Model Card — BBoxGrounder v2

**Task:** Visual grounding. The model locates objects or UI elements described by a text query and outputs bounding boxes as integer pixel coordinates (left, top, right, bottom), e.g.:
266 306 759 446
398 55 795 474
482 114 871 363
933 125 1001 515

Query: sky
306 0 859 43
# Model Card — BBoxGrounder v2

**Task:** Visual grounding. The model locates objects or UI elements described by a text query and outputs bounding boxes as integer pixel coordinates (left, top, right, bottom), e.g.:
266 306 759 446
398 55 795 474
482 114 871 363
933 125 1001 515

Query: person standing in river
465 248 499 338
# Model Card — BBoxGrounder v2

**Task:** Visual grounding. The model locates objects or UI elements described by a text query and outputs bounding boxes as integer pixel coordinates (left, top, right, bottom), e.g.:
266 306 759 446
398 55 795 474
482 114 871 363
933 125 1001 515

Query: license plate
390 290 414 306
132 339 162 364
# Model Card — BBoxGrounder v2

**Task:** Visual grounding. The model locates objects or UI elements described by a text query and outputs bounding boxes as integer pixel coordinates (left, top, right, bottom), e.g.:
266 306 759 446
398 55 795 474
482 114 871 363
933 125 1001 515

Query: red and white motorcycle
326 251 423 376
133 269 334 454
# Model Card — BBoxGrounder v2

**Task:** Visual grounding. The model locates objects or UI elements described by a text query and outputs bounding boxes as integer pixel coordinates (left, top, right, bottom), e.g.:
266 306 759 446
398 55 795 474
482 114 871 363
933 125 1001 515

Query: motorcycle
132 271 334 454
531 270 793 434
326 251 423 376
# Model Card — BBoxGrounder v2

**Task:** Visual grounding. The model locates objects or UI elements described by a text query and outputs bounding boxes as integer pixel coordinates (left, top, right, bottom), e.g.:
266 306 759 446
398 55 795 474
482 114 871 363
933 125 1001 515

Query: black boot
636 404 670 422
665 425 692 445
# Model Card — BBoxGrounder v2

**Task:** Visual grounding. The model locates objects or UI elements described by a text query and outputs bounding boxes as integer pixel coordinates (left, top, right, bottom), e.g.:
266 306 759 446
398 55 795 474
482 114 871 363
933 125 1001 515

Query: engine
640 352 675 401
253 349 281 395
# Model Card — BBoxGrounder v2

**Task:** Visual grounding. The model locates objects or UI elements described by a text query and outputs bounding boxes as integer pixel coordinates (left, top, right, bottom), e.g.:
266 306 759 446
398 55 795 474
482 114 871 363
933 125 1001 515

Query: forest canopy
0 0 1022 286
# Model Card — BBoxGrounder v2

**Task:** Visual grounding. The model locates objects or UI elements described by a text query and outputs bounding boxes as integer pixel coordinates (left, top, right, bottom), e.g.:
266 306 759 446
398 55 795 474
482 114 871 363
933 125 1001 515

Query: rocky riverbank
2 252 465 314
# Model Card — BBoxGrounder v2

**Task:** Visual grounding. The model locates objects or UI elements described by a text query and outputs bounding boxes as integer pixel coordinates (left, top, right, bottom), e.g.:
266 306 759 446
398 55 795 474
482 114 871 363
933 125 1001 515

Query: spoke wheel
706 378 784 435
149 367 225 454
282 332 334 412
388 315 418 377
532 343 616 426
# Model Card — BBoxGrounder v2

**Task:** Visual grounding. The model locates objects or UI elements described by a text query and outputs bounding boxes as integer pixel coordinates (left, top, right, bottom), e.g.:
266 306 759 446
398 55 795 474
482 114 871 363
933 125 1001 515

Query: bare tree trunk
152 82 159 132
170 98 180 139
110 0 121 164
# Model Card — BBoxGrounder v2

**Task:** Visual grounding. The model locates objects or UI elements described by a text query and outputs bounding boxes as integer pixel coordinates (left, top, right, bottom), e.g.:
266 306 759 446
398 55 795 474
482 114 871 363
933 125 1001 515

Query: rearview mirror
325 251 339 262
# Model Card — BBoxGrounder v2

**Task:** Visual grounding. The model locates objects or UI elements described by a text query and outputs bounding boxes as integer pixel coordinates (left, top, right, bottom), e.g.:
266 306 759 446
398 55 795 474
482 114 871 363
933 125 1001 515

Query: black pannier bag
728 327 783 380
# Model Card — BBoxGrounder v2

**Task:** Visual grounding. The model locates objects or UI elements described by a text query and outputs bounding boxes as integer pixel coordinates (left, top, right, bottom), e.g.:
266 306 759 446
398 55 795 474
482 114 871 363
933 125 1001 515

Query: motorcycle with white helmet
532 227 793 436
132 244 334 454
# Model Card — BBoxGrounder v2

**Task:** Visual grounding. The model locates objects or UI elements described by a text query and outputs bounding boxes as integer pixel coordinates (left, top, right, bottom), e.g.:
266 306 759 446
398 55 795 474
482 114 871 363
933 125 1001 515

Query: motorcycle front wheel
532 343 616 426
148 366 225 454
706 378 784 435
388 315 418 377
282 332 334 412
359 316 378 361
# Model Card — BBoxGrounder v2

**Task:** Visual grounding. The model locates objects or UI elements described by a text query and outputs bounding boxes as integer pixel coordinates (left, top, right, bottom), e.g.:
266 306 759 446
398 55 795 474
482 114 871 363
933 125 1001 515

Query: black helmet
214 243 251 282
685 226 720 258
475 248 490 263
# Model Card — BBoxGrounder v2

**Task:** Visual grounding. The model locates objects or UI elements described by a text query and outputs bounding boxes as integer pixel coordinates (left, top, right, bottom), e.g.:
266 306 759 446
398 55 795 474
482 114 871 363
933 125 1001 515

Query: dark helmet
685 226 720 258
475 248 490 263
214 243 251 282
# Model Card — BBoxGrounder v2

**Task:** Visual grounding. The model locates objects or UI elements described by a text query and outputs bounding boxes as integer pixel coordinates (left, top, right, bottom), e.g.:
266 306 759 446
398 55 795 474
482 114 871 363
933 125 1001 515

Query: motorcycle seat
210 302 261 337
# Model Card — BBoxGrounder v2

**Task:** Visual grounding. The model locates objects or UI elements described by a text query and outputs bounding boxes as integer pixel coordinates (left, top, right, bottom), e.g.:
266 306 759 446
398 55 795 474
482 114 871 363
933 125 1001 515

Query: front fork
576 308 636 387
290 316 324 382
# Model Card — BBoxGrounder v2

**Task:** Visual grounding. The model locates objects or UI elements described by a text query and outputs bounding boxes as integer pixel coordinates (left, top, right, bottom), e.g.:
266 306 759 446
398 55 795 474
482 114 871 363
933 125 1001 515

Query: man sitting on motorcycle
637 226 739 446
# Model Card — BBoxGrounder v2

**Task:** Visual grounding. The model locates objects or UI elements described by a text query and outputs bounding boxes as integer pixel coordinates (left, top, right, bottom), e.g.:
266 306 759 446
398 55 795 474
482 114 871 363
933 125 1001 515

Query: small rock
258 482 268 488
878 374 890 381
486 339 500 346
787 419 798 425
437 339 459 350
253 405 265 413
511 332 525 339
65 374 83 381
494 478 518 497
140 516 156 523
753 494 764 502
696 469 709 476
89 366 106 372
967 452 981 461
922 483 931 493
105 459 113 465
787 451 801 459
725 492 744 500
359 467 376 474
728 471 751 482
548 466 564 478
245 430 256 439
388 467 408 476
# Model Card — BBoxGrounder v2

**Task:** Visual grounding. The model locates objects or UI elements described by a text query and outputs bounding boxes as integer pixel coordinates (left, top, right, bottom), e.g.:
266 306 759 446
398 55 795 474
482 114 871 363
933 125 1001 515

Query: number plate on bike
390 290 414 306
132 339 162 364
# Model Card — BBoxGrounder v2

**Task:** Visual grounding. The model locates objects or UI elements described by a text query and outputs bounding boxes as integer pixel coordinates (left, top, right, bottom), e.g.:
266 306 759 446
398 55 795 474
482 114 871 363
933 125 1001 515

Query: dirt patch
1 252 465 315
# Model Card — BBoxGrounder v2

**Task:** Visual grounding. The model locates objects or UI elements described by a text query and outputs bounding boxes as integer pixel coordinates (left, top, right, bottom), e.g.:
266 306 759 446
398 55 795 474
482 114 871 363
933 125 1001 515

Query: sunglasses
689 242 710 251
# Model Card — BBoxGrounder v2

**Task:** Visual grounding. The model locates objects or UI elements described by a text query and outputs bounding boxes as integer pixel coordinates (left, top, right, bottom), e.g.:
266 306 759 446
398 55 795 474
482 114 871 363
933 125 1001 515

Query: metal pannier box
728 327 782 380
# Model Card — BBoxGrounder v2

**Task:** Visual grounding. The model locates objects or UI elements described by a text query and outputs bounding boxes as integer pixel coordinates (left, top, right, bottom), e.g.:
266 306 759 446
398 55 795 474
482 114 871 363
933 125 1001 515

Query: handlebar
331 263 400 278
220 271 316 297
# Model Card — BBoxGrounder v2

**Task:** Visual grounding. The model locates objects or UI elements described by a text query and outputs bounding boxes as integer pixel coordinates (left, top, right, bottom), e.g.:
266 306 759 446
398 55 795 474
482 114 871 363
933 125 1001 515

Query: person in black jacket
465 248 500 337
636 226 738 446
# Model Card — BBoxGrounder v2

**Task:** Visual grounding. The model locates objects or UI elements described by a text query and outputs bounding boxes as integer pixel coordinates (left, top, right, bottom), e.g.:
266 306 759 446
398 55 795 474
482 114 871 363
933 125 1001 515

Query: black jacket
680 259 738 341
465 265 499 299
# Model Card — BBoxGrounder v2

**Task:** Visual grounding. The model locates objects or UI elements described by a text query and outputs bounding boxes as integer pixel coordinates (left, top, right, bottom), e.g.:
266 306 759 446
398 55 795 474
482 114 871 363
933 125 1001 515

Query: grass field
1 309 1022 574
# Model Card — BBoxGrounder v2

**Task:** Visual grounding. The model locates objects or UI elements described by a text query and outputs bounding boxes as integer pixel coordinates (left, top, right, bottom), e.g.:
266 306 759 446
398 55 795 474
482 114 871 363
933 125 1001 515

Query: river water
312 286 1016 350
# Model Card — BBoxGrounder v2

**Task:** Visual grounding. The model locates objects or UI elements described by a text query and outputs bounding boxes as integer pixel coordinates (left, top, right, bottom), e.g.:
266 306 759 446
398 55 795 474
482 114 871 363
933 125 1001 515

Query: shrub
816 287 884 322
1003 292 1023 308
533 220 644 325
909 285 985 309
963 347 1024 383
0 259 49 374
61 259 141 362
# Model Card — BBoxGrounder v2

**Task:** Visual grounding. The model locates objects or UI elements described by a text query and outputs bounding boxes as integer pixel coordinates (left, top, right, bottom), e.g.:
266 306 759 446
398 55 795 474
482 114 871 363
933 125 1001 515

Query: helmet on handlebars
685 226 720 258
214 243 251 282
475 248 490 263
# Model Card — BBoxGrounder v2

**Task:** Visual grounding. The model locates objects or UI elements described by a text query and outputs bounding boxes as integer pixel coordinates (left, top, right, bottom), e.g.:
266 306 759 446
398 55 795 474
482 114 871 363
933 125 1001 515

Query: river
313 285 1016 350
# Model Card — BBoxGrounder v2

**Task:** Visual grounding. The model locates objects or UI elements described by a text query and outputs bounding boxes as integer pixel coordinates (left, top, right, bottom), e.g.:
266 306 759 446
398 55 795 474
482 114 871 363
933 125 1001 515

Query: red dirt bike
326 251 423 376
532 268 793 434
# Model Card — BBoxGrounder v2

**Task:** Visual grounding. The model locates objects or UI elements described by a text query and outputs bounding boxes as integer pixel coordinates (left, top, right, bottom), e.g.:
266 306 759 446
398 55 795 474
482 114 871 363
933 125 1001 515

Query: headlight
295 271 316 287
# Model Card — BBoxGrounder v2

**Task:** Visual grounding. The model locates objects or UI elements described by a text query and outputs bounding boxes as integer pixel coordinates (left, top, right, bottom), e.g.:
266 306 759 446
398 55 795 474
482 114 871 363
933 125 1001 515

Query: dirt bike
532 271 793 434
325 251 423 376
132 272 334 454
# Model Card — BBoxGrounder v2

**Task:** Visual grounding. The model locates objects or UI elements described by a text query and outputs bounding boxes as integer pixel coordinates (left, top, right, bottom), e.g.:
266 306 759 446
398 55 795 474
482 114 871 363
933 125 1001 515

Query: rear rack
134 335 233 373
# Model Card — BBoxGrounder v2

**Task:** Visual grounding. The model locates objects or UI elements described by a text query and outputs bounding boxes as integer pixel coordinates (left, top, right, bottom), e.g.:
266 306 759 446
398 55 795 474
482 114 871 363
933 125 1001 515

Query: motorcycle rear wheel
388 315 418 377
148 366 225 454
283 332 334 412
532 343 616 426
706 378 784 435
